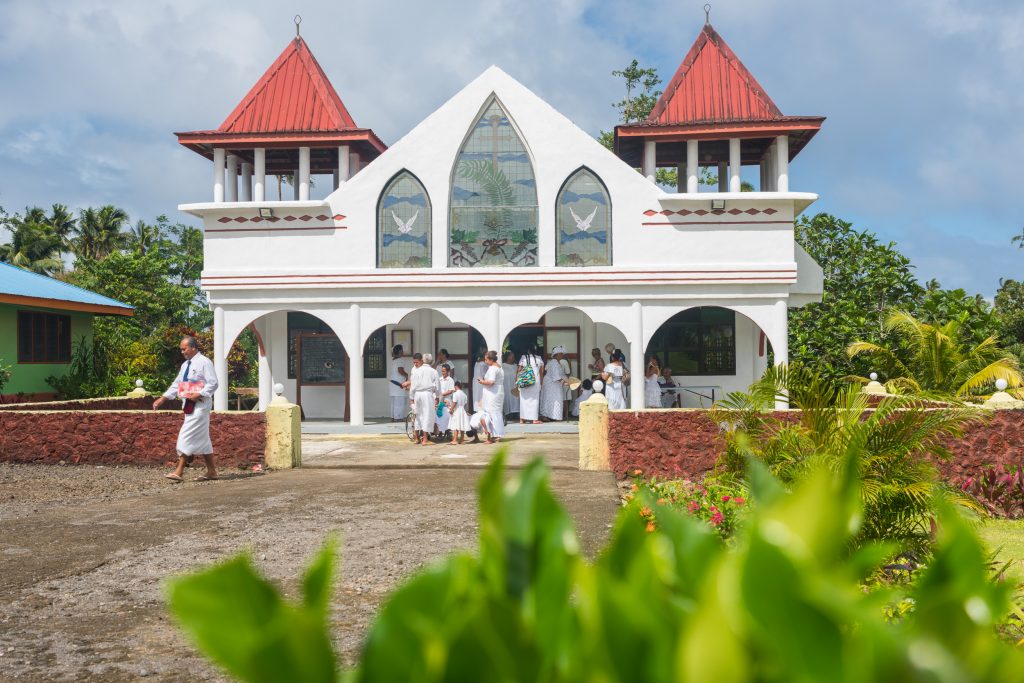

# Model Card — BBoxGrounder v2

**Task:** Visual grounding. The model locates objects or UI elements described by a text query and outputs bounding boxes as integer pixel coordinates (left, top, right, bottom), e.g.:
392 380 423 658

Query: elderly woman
541 345 569 421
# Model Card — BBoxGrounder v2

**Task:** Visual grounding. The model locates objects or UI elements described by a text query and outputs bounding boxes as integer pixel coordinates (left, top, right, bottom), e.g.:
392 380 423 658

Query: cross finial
704 3 711 24
294 14 302 39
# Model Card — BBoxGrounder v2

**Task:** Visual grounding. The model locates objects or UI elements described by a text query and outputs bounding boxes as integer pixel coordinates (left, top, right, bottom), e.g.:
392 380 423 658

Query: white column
253 148 266 202
773 299 789 409
349 304 364 426
213 306 229 411
212 148 225 203
776 135 789 192
729 138 741 193
686 139 699 194
338 144 351 182
225 154 239 202
332 170 339 190
349 151 360 177
630 302 644 409
759 158 768 192
642 140 657 181
240 162 253 202
717 162 728 192
298 147 310 201
488 302 501 353
293 171 300 200
256 319 271 411
675 164 685 193
766 140 777 192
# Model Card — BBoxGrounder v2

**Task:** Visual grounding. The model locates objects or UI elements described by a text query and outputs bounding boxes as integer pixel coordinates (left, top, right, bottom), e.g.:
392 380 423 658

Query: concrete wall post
265 395 301 468
578 392 610 471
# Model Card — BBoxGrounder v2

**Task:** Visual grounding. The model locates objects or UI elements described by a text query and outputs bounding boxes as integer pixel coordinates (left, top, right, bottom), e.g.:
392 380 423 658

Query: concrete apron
301 433 580 470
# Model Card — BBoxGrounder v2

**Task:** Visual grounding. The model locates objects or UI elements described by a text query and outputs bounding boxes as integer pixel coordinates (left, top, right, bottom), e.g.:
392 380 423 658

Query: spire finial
294 14 302 39
704 4 711 25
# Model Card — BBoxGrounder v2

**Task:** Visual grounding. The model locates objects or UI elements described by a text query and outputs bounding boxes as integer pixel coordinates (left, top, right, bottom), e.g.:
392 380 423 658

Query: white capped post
213 306 229 411
717 162 728 192
349 151 360 177
773 299 789 408
348 304 364 426
766 140 777 192
253 148 266 202
686 139 699 194
240 162 253 201
298 147 310 200
338 144 351 182
642 140 657 181
225 154 239 202
776 135 789 192
729 138 741 192
630 302 645 409
212 148 225 203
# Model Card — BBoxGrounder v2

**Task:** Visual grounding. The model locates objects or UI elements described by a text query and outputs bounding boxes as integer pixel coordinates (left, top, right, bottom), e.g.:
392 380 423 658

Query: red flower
709 506 718 512
721 495 731 502
687 500 700 513
646 521 656 533
734 497 745 506
633 469 643 476
710 511 724 526
640 506 653 518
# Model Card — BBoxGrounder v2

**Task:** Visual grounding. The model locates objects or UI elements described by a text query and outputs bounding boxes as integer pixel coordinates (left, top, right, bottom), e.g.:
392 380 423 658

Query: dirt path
0 439 618 681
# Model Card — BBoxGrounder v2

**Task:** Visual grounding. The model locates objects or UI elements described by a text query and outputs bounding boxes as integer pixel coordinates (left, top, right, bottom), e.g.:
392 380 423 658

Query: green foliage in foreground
167 453 1024 682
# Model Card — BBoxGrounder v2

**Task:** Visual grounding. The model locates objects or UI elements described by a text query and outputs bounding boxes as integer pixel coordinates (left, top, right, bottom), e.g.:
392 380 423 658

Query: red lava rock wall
609 408 1024 482
0 396 181 411
0 411 265 468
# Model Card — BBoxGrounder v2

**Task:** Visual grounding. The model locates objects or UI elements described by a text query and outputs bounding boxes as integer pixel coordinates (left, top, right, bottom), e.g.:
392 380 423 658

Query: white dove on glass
391 209 419 234
569 206 598 231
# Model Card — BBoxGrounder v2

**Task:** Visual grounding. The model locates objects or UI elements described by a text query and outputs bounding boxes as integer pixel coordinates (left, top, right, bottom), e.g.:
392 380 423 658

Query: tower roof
176 36 386 165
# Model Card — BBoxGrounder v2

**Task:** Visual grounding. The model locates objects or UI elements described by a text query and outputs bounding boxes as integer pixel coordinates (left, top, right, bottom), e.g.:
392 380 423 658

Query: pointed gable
649 24 782 125
218 37 358 134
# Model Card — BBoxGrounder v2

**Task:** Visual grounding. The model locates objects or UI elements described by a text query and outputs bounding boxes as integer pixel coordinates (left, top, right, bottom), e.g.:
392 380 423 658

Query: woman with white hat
541 345 569 421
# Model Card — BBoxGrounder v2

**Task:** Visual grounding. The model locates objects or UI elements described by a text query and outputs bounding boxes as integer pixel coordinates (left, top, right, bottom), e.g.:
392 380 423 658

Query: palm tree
846 310 1022 397
0 207 66 275
127 219 161 255
73 205 129 262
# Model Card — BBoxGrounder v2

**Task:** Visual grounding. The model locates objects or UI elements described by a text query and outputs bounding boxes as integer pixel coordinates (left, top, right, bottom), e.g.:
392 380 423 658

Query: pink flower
687 501 700 513
709 506 718 512
710 511 724 526
722 495 731 503
734 497 745 506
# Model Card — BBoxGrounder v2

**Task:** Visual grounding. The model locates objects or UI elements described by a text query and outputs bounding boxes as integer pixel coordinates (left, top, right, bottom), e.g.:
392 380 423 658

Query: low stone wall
0 396 181 412
0 410 266 468
604 407 1024 482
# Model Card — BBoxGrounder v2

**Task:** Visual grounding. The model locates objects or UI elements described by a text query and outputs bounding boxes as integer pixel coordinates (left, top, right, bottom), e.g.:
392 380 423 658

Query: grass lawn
978 518 1024 583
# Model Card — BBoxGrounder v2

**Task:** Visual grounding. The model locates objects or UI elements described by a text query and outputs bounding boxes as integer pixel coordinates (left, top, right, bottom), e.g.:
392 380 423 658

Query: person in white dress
436 348 455 378
472 353 487 412
404 352 439 445
468 410 492 443
447 382 472 444
645 355 663 408
501 351 519 418
541 345 569 421
517 347 544 423
154 336 220 482
436 364 455 434
602 350 628 410
477 350 505 442
388 345 410 421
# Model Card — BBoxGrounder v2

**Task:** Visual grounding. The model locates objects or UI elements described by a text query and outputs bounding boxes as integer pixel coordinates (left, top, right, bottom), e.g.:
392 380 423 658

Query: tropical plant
0 206 68 274
960 465 1024 519
72 205 128 261
627 472 749 538
127 218 162 255
847 309 1023 397
711 363 985 551
0 359 11 394
167 452 1024 682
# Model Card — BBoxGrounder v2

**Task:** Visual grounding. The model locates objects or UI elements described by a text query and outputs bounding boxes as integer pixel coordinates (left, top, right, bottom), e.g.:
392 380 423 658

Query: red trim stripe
642 220 792 227
206 225 345 233
202 268 796 280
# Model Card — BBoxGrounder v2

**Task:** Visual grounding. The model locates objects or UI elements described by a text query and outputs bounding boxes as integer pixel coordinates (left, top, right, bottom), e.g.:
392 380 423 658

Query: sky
0 0 1021 297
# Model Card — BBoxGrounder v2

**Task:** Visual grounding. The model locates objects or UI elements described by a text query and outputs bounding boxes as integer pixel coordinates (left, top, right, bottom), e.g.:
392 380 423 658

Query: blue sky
0 0 1021 296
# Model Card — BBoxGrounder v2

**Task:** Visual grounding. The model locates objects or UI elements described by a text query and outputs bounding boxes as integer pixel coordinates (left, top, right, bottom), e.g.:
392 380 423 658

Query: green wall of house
0 303 93 397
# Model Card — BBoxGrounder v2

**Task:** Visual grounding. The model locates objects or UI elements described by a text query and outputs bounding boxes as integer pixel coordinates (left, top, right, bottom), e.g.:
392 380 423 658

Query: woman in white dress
388 345 410 421
501 351 519 418
541 345 568 421
472 353 487 412
448 382 472 444
517 347 544 424
602 350 627 410
478 350 505 441
644 355 662 408
436 364 455 434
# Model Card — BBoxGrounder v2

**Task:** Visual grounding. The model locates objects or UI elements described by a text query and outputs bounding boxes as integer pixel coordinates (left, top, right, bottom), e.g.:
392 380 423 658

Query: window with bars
363 327 387 379
17 311 72 363
449 97 538 267
646 308 736 376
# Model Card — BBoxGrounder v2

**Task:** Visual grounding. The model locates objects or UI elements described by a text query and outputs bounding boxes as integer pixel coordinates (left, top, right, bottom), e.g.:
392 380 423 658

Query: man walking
403 352 439 445
154 336 219 482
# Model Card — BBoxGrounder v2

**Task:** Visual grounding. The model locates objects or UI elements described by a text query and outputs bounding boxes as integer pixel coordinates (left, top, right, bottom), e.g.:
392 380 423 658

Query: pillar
298 147 310 200
766 140 777 192
338 144 351 182
759 158 768 192
240 162 253 201
212 148 225 203
578 393 610 471
348 304 364 426
729 138 742 193
253 148 266 202
349 151 361 177
773 299 789 409
642 140 657 181
213 307 229 411
776 135 789 192
265 396 301 469
255 319 271 411
717 162 728 192
332 170 339 191
293 172 300 200
686 139 699 194
225 154 239 202
488 302 501 354
676 164 685 193
630 301 644 409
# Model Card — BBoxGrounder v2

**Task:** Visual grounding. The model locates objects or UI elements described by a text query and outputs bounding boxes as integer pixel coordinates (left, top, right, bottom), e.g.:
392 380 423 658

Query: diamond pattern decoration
299 215 313 221
764 208 778 215
660 210 674 216
234 217 247 223
728 208 743 215
316 215 329 221
284 215 297 221
744 208 759 215
332 214 346 221
694 209 708 216
217 217 232 223
643 209 658 216
641 206 784 221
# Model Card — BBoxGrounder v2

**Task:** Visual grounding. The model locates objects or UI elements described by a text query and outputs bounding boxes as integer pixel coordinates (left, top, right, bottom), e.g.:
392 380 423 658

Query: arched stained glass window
378 171 431 268
556 168 611 266
449 97 538 267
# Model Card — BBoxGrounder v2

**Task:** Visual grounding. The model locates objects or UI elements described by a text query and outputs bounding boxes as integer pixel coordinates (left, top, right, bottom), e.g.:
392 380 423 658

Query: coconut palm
846 310 1022 397
73 205 129 262
0 207 66 275
127 219 161 255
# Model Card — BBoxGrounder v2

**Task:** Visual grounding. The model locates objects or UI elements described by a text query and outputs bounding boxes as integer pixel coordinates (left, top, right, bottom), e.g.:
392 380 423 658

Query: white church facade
176 20 825 424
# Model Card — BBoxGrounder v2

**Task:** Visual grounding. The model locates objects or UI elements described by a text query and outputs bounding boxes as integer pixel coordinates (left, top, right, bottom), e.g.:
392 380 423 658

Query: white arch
499 303 630 345
640 302 783 354
221 305 356 356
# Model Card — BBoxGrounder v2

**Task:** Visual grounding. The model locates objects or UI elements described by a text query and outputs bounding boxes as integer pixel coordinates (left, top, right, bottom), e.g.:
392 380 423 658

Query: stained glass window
556 168 611 266
449 98 538 267
378 171 431 268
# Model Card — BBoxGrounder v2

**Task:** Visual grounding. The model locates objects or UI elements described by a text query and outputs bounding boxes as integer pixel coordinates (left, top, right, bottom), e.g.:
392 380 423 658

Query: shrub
960 465 1024 518
167 451 1024 682
626 471 748 538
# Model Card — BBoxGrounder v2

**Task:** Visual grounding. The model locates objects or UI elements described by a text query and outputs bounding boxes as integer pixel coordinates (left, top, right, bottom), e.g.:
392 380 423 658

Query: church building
175 17 825 423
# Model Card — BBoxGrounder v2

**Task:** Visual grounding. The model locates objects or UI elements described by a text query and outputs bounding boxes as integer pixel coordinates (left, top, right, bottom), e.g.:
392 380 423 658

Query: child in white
571 379 594 417
468 411 492 443
448 382 471 444
437 364 455 434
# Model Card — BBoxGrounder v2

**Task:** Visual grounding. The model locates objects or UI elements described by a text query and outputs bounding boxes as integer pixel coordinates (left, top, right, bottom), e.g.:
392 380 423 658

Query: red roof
219 36 357 134
648 23 782 125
